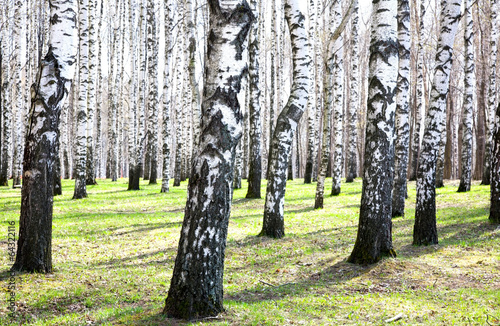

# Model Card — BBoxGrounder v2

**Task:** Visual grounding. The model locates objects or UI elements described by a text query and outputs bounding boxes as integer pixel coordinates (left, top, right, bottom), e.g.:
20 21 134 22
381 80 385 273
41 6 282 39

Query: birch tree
409 0 426 181
260 0 312 239
161 0 173 193
0 1 12 187
163 0 253 318
483 0 498 185
73 0 89 199
245 0 263 199
458 0 475 193
147 0 159 185
85 0 97 185
490 102 500 224
348 0 397 265
12 0 78 273
413 0 461 246
346 0 360 183
392 0 411 217
331 0 344 197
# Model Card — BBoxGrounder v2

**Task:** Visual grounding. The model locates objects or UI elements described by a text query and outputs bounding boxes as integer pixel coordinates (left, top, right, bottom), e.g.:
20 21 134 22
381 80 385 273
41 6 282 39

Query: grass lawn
0 177 499 325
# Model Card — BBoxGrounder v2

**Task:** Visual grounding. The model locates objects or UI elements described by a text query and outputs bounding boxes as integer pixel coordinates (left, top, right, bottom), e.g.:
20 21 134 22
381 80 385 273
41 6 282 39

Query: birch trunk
73 0 89 199
409 0 426 181
391 0 411 217
163 0 252 318
12 0 77 273
490 102 500 224
413 0 461 246
260 0 312 239
245 0 262 199
346 0 360 183
348 0 397 265
147 0 159 185
331 0 344 197
458 0 474 193
12 0 24 188
161 0 173 193
85 0 97 185
304 0 317 184
483 0 498 185
0 2 12 187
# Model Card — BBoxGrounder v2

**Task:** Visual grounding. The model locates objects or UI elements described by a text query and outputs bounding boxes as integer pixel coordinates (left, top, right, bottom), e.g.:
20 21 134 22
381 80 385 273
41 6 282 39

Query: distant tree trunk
392 0 411 218
304 0 317 185
246 0 262 199
12 0 24 188
314 75 332 209
136 0 147 186
73 0 89 200
161 0 173 194
435 116 446 188
0 2 12 187
348 0 397 265
163 0 252 319
147 0 159 185
85 0 97 186
12 0 77 273
331 0 344 197
260 0 312 239
483 0 498 185
346 0 359 183
187 0 201 161
413 0 461 246
95 0 104 179
409 0 425 181
490 103 500 224
458 0 475 193
233 141 243 189
173 5 185 188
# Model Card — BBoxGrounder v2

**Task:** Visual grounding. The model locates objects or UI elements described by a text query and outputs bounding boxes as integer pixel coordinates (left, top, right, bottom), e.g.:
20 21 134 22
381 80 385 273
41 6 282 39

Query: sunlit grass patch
0 178 498 325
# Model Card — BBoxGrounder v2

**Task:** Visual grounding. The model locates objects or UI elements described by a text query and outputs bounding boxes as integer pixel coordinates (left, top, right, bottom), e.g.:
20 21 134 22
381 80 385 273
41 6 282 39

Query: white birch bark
261 0 312 239
13 0 78 273
128 0 140 190
161 0 173 193
346 0 360 183
409 0 426 181
85 0 97 185
331 0 344 196
458 0 475 192
147 0 159 184
414 0 461 246
391 0 411 217
0 1 12 186
12 0 24 187
348 0 397 265
73 0 89 199
246 0 263 198
164 0 253 318
483 0 498 185
95 0 104 179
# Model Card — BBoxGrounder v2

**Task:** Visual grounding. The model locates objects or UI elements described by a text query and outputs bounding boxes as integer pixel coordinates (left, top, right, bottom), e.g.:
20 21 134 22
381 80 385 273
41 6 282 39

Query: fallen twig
259 280 276 287
385 313 405 323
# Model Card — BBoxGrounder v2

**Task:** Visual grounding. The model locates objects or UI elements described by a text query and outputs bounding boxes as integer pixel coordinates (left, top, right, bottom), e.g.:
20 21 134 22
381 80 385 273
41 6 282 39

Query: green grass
0 178 499 325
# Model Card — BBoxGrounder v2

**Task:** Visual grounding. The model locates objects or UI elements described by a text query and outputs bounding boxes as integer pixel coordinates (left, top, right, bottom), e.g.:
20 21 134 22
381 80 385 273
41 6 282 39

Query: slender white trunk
73 0 89 199
261 0 312 239
391 0 411 217
414 0 461 246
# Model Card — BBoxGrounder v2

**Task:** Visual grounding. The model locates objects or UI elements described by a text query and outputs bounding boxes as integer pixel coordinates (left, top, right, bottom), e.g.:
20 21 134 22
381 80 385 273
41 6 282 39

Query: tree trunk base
163 294 223 320
347 248 397 265
331 186 341 196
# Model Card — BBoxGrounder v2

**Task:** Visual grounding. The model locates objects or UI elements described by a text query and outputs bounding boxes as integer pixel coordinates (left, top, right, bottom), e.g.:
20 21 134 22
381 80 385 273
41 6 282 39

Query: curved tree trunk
458 0 475 193
348 0 397 265
260 0 312 239
413 0 461 246
392 0 411 218
163 0 252 319
12 0 77 273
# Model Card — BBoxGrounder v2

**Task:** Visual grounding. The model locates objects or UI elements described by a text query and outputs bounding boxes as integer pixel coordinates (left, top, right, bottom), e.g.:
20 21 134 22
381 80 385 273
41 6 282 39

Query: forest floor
0 178 499 325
